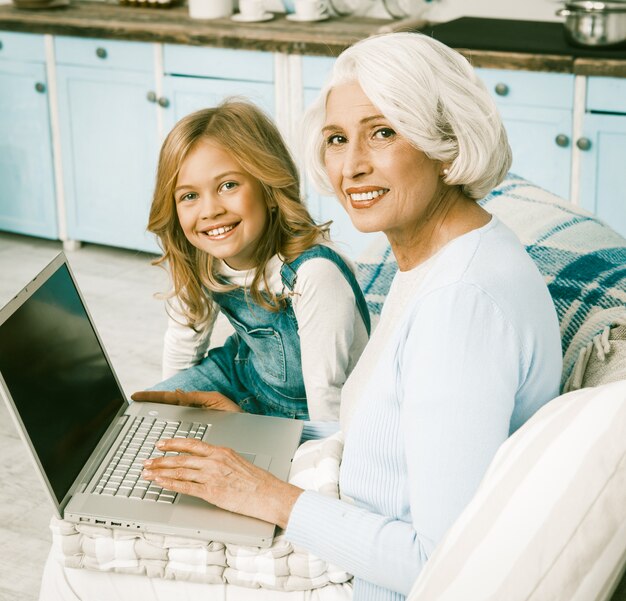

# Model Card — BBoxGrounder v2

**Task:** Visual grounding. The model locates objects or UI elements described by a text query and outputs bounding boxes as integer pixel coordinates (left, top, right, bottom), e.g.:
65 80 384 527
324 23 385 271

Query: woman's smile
346 186 390 209
324 82 443 241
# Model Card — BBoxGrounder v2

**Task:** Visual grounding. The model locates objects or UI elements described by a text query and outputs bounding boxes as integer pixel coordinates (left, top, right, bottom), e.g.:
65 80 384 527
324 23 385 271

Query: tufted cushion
356 174 626 391
49 434 351 590
407 379 626 601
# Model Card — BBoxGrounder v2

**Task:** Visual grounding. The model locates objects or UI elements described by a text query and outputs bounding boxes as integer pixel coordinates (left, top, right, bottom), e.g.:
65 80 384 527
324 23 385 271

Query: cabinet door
477 69 574 200
0 60 57 238
579 113 626 238
498 105 573 199
302 57 375 260
161 75 275 133
57 65 160 253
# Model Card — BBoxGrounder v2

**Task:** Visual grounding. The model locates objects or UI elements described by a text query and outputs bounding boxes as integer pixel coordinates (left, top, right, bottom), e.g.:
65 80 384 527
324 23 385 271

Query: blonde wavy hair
149 99 328 328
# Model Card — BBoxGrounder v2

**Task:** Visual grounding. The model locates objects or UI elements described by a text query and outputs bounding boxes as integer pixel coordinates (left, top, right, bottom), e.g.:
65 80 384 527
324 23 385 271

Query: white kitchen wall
364 0 561 21
423 0 561 22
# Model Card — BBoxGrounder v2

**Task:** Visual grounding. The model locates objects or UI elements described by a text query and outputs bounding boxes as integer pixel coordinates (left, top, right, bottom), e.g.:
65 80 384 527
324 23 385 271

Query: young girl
133 100 370 435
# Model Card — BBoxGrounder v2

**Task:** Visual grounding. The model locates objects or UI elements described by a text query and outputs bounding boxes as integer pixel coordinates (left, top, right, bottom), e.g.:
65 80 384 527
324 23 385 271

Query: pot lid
563 0 626 11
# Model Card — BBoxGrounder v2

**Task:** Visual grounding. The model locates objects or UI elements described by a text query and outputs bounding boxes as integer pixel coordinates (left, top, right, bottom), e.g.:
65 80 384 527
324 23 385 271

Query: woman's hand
142 438 303 529
131 389 244 413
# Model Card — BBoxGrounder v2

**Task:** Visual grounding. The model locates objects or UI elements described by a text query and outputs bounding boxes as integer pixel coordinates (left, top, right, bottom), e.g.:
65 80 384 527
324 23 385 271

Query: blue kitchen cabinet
55 37 160 253
0 32 57 239
578 77 626 238
302 56 376 260
477 69 575 200
161 45 275 133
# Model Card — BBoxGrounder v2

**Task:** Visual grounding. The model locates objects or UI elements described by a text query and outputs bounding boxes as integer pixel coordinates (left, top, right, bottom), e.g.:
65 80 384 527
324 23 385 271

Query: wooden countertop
0 1 625 75
0 1 389 56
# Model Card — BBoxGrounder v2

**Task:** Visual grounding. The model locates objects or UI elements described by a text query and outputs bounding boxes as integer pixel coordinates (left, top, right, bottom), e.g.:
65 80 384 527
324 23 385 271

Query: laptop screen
0 262 126 504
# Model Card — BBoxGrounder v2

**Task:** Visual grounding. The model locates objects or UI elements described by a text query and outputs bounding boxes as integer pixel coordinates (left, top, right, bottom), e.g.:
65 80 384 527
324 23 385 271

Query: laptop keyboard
92 416 208 503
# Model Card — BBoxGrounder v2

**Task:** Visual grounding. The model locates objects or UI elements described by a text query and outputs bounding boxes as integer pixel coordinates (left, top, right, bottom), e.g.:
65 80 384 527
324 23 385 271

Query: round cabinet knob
576 137 592 151
158 97 170 108
494 82 510 97
146 91 157 103
555 134 570 148
95 47 108 59
34 82 46 94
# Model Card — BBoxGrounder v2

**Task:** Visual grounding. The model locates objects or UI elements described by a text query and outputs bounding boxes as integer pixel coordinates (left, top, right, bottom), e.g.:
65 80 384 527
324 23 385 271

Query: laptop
0 252 303 547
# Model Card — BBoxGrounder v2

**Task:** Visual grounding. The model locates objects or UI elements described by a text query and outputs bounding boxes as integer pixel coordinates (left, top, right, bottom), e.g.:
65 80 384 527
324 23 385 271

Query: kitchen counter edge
0 2 625 76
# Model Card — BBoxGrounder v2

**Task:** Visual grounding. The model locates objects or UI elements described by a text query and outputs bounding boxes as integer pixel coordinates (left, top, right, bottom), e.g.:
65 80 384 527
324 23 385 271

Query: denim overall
155 245 371 419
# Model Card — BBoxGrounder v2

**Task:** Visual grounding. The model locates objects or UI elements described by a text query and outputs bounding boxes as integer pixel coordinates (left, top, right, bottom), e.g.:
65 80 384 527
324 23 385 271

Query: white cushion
408 380 626 601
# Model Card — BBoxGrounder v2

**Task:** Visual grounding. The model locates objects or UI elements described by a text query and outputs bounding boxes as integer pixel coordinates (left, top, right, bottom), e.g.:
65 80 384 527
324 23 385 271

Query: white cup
188 0 233 19
293 0 327 19
238 0 266 19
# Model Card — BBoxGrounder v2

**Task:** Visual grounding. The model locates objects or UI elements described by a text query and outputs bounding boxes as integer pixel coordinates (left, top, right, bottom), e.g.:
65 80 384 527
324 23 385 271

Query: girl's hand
142 438 303 528
131 389 244 413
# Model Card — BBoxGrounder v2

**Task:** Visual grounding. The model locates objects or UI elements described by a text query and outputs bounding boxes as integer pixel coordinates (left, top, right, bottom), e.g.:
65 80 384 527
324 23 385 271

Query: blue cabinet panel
477 68 574 199
579 113 626 238
163 45 274 82
498 105 573 199
301 55 334 89
0 31 45 62
586 77 626 114
57 65 159 253
0 51 57 238
162 74 275 133
55 36 154 72
477 69 575 110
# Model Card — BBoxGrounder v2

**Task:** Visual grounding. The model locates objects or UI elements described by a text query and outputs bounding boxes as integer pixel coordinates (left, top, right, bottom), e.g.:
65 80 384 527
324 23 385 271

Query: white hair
302 32 512 200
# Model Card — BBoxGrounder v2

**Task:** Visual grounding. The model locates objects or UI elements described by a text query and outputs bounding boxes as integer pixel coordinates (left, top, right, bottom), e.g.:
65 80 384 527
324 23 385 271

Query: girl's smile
175 140 268 270
200 221 240 239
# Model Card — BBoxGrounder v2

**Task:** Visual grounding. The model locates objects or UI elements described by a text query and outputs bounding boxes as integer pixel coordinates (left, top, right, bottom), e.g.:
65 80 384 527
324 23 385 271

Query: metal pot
556 1 626 48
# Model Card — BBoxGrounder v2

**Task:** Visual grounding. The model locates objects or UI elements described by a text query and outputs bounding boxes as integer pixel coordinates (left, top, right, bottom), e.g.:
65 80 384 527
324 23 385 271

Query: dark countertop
417 17 626 76
0 3 625 75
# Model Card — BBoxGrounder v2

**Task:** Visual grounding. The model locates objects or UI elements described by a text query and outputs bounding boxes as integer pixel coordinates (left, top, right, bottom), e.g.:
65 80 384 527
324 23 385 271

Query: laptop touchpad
238 452 271 471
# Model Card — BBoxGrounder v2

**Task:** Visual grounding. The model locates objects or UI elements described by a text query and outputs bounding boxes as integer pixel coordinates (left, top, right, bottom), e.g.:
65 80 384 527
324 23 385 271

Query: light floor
0 232 170 601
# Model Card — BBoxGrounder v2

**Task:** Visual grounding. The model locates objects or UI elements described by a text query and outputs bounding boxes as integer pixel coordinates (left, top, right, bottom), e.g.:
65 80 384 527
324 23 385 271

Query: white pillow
408 380 626 601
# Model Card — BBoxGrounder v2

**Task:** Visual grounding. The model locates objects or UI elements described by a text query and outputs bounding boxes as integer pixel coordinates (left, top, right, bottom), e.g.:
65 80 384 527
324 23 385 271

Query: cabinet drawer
54 37 154 72
163 45 273 83
476 69 574 110
587 77 626 114
0 31 45 63
302 55 334 89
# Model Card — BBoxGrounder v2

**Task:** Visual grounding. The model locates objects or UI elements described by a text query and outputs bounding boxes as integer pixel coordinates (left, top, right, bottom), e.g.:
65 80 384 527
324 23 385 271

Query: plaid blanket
50 432 351 591
355 175 626 392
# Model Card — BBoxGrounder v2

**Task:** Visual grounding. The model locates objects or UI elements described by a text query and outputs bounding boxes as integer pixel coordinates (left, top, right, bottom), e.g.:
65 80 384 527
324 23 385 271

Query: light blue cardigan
285 217 562 601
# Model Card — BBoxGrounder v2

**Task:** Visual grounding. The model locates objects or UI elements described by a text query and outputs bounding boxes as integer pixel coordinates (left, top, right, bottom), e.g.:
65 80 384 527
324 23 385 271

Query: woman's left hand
142 438 303 529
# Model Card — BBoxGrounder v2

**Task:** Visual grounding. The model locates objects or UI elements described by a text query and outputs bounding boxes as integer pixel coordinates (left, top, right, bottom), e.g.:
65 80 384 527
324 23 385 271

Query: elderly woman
41 32 562 601
138 32 562 597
